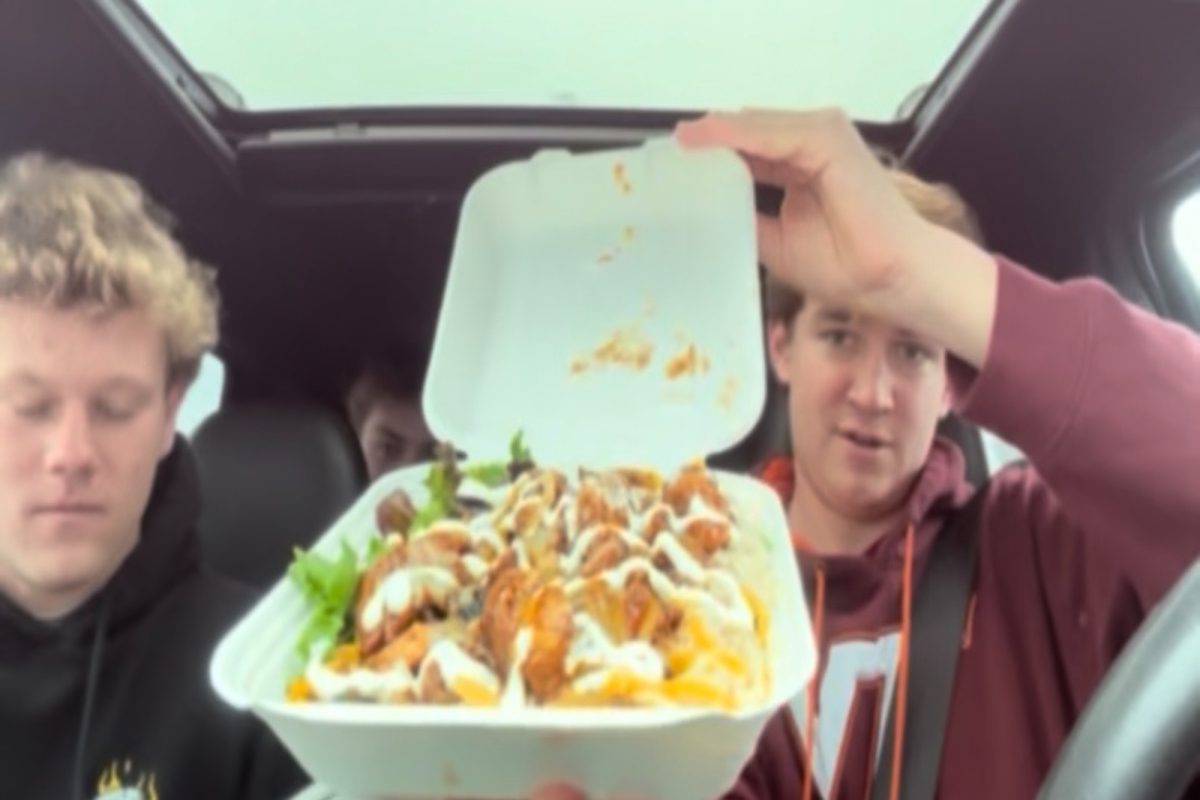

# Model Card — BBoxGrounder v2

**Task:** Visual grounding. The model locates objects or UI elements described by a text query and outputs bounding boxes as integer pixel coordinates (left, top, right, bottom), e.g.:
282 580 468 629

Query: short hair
344 346 427 433
764 167 984 326
0 152 219 385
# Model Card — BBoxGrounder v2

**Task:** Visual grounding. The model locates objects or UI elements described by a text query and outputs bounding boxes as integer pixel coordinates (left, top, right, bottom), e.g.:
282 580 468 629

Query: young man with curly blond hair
0 154 305 799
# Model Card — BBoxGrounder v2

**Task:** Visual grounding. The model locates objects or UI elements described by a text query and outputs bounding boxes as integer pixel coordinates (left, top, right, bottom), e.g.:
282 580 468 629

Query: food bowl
212 465 813 800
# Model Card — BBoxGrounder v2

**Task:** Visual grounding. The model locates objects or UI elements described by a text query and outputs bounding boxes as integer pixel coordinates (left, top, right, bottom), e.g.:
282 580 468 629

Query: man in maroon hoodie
536 107 1200 800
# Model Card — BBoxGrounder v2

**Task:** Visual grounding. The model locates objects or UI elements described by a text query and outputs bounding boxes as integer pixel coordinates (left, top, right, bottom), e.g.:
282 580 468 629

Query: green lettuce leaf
509 429 532 464
288 541 359 661
363 532 387 564
463 461 508 487
410 460 458 531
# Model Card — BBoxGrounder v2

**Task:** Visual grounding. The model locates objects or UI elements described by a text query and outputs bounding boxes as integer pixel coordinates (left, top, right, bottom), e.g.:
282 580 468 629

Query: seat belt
870 483 990 800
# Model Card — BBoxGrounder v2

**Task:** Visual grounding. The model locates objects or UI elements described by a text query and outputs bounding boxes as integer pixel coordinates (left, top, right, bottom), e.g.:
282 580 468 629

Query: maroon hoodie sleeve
951 257 1200 611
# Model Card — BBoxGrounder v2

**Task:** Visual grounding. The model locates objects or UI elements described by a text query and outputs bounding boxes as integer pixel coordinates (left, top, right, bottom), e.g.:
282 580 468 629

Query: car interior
2 0 1197 796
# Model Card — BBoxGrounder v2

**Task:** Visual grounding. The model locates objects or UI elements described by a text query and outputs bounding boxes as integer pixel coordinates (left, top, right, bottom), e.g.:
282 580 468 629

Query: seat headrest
191 403 366 590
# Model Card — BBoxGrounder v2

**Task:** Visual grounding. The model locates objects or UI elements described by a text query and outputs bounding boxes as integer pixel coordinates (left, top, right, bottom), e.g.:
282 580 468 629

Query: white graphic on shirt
92 759 158 800
790 632 900 798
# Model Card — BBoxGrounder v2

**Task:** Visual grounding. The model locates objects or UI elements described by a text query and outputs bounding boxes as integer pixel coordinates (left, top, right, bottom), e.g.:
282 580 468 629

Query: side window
1171 186 1200 288
981 429 1024 474
177 352 225 437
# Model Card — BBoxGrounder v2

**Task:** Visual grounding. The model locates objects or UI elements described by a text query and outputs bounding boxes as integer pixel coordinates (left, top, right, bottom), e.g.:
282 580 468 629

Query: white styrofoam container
423 140 766 471
212 142 817 799
212 465 814 800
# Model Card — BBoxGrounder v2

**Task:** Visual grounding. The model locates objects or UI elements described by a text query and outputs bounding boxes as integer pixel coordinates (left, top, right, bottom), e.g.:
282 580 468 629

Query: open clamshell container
212 141 816 800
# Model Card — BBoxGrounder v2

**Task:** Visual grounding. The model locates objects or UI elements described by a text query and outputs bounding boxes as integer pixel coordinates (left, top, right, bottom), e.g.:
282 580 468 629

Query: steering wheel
1038 557 1200 799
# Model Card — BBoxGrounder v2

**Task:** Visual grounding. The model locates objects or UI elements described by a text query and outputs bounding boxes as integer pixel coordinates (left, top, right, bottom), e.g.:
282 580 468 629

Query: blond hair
0 153 218 385
764 167 983 324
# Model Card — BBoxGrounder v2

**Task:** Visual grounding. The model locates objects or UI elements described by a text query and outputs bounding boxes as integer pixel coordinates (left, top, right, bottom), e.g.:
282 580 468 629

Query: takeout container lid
422 140 765 470
211 465 816 800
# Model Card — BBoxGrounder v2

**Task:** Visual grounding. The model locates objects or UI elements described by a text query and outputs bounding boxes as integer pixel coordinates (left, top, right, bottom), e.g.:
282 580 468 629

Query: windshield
136 0 990 121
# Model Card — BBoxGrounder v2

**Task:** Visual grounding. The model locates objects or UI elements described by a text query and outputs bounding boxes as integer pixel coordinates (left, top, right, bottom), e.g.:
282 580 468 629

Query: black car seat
191 402 367 590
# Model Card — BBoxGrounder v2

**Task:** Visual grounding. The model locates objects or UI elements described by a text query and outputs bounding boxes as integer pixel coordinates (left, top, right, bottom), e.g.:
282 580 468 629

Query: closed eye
14 400 55 421
92 399 139 423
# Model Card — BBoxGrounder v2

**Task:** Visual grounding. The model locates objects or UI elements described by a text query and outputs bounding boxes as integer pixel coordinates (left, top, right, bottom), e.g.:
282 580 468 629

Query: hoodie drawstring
802 566 826 800
799 523 916 800
73 592 111 800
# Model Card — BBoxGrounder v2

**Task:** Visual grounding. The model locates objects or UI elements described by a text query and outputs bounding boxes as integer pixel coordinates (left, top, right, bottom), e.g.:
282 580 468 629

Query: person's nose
846 346 896 414
44 402 98 482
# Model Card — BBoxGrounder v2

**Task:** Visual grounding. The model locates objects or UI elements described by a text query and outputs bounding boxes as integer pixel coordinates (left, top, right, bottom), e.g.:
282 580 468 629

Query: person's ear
766 319 795 385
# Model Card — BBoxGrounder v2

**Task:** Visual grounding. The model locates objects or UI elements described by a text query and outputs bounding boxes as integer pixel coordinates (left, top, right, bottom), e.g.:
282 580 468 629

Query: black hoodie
0 438 306 800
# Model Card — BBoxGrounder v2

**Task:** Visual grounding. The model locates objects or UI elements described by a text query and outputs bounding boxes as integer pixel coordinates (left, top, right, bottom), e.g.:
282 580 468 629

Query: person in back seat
0 153 305 799
345 348 436 479
535 109 1200 800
